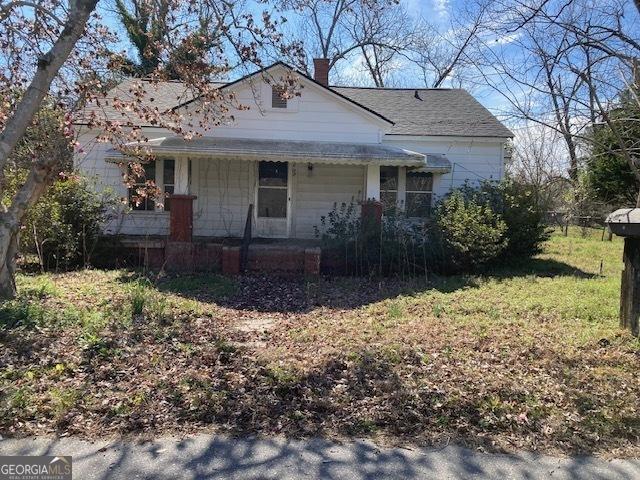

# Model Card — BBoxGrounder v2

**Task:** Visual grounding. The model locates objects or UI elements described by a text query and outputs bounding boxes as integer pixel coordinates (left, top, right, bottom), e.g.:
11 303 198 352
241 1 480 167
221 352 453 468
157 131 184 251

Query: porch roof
105 136 442 168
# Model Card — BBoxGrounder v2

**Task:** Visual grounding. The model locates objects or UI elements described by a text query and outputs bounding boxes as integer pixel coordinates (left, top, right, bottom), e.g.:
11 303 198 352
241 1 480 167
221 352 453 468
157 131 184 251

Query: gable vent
271 87 287 109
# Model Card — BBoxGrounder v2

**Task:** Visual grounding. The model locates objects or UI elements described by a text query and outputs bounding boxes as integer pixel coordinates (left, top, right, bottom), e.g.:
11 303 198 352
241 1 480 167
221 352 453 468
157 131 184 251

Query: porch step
247 245 306 272
223 244 321 276
102 236 320 275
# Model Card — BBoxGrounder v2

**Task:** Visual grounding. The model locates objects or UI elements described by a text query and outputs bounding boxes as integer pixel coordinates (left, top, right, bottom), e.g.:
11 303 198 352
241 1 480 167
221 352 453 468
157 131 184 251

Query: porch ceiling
105 136 433 167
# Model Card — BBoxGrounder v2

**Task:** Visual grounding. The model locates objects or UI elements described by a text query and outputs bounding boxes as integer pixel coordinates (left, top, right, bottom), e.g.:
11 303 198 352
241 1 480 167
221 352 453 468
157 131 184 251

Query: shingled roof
333 87 513 138
76 78 223 126
78 67 512 138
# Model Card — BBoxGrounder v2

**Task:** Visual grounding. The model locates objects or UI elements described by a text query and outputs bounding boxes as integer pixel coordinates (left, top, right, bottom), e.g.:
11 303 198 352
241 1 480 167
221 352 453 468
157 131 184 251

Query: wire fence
544 211 613 240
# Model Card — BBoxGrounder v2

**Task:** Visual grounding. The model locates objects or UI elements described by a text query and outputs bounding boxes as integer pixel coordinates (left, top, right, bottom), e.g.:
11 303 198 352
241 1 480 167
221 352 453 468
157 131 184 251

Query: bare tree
410 1 491 88
508 124 570 210
279 0 402 81
472 0 639 190
345 1 416 87
0 0 295 298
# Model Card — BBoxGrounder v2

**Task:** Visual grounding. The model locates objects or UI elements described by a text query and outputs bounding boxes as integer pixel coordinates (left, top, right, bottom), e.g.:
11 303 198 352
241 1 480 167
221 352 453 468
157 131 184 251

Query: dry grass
1 227 638 458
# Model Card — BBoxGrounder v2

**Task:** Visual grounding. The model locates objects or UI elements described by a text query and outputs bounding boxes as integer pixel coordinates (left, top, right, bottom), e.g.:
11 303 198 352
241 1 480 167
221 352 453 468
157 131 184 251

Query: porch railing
240 203 253 272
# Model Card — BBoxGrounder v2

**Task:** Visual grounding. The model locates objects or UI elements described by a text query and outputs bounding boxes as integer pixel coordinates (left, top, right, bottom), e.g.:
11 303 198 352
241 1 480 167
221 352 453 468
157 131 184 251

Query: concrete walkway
0 435 638 479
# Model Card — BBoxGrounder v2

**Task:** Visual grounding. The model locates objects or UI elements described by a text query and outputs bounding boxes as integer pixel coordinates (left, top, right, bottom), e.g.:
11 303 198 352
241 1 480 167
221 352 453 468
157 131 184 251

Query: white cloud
432 0 450 18
403 0 449 21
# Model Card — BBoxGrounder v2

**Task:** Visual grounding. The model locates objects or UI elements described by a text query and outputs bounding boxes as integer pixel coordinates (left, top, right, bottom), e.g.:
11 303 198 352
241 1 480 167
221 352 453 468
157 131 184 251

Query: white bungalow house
74 60 512 273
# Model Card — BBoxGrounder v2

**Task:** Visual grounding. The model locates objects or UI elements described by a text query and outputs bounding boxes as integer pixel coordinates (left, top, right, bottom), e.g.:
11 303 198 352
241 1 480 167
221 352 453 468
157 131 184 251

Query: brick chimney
313 58 330 86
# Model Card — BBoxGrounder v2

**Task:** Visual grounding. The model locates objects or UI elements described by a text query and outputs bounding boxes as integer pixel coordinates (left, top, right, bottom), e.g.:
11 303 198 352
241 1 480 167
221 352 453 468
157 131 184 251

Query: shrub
20 175 118 271
454 180 550 258
316 202 443 276
499 181 551 257
315 180 548 277
435 190 507 269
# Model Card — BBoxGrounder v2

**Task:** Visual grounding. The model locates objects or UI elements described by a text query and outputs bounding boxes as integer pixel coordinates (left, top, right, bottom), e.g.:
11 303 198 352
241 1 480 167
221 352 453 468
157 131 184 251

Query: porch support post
362 163 382 233
174 157 189 194
168 157 196 243
365 164 380 201
398 166 407 211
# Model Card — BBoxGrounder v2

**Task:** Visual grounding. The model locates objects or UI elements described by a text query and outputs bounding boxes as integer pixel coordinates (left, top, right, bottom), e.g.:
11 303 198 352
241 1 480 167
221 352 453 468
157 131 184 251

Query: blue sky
94 0 541 119
97 0 638 124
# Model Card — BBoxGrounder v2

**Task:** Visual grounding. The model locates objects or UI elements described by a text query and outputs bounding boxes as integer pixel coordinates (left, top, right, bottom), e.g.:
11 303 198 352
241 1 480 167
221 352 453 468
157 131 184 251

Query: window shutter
271 87 287 109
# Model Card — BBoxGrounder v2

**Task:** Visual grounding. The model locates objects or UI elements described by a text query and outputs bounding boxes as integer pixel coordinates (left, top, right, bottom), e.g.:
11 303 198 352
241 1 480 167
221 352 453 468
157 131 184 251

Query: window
271 86 287 109
129 161 156 211
380 166 398 213
405 171 433 218
257 161 288 218
163 159 175 211
128 159 175 212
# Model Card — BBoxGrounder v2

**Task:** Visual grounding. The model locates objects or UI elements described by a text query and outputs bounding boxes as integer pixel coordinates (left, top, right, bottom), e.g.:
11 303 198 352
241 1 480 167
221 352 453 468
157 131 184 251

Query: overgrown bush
316 202 442 276
316 180 549 276
19 175 118 271
435 190 507 269
454 180 551 258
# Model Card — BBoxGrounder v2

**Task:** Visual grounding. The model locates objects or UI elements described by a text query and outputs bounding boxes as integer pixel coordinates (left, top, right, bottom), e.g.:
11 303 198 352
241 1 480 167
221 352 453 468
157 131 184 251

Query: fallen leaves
0 239 639 459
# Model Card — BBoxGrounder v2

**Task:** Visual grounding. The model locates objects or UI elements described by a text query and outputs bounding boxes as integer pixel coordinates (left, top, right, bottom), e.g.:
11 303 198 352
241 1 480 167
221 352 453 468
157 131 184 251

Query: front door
255 161 290 238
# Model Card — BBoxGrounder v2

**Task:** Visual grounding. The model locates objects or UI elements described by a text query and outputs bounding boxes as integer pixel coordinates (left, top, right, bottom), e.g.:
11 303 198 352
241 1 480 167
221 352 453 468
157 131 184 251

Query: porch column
174 157 189 194
362 163 382 231
397 166 407 211
365 164 380 201
169 157 196 242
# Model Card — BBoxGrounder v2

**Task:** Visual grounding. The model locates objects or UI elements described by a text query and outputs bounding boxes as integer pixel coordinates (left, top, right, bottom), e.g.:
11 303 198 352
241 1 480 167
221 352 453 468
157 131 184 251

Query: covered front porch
105 136 451 273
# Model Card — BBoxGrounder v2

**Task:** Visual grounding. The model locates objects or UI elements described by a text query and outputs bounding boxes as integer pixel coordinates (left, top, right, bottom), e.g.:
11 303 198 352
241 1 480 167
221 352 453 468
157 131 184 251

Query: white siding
182 77 384 144
105 212 170 236
75 131 171 236
74 75 509 240
382 137 506 200
292 163 365 239
192 158 256 237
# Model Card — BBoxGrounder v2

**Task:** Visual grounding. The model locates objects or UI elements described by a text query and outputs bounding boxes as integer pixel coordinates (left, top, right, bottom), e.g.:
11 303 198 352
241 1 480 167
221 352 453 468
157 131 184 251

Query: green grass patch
157 274 236 299
1 229 638 457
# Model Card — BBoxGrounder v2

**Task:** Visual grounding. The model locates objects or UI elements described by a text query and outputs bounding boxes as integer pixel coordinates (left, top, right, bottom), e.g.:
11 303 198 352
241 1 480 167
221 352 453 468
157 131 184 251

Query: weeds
129 281 149 316
19 275 60 299
387 301 403 320
0 231 638 457
48 387 81 422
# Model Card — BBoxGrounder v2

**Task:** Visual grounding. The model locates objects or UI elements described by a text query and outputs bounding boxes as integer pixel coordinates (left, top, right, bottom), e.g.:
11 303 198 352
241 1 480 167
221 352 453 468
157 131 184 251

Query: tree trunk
0 160 59 299
0 0 98 299
565 134 579 185
0 0 98 175
0 228 18 298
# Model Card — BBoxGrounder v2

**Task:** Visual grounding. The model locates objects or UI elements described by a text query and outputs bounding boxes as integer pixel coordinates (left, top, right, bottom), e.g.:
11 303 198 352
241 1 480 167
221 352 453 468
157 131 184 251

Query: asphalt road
1 434 638 479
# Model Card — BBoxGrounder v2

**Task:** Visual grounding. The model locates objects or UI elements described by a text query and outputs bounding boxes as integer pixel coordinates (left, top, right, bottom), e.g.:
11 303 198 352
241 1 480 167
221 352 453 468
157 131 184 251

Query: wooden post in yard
606 208 640 337
620 238 640 336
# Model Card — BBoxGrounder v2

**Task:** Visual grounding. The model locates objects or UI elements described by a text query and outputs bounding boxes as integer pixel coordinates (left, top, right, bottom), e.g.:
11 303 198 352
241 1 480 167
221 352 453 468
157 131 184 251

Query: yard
0 227 638 458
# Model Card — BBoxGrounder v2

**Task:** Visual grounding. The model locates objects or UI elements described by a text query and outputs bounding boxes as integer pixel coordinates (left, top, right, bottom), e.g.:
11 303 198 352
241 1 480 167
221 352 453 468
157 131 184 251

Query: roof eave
105 149 425 167
169 62 395 127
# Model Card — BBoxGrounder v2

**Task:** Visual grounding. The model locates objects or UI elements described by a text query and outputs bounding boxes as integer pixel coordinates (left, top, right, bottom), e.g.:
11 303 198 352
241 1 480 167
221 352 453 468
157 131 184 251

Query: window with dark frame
128 159 175 212
129 161 156 211
405 171 433 218
163 159 175 211
380 166 398 214
257 161 288 218
271 86 287 109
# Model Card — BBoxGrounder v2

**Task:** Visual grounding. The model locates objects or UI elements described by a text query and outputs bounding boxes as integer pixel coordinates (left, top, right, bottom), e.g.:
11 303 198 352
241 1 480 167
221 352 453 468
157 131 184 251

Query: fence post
606 208 640 337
